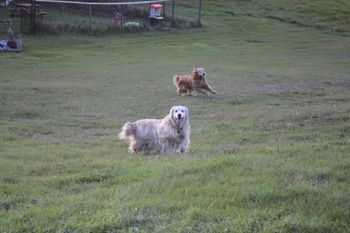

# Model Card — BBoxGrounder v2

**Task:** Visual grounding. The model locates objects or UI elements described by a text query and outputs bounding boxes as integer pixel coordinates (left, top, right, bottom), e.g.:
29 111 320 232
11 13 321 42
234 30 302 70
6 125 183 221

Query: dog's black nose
177 114 182 120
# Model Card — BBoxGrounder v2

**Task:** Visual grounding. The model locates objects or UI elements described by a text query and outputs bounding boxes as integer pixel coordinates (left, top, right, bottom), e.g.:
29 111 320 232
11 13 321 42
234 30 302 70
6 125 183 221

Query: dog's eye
175 110 178 113
181 110 184 112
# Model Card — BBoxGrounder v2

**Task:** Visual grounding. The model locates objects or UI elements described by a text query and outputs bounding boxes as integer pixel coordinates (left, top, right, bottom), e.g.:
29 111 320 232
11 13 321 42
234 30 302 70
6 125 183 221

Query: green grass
1 0 350 232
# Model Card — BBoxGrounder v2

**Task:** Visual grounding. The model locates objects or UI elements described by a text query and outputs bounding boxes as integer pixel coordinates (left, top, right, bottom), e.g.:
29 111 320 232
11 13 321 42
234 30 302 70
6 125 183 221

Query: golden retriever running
118 106 190 155
173 67 217 96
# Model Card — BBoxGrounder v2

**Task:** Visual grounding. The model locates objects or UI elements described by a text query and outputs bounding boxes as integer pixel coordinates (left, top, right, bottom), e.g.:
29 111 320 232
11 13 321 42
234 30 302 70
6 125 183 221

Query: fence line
36 0 170 6
21 0 202 34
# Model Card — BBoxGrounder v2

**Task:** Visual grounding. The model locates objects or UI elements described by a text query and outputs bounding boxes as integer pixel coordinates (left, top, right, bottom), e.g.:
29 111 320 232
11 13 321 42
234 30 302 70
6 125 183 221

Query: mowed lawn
1 0 350 232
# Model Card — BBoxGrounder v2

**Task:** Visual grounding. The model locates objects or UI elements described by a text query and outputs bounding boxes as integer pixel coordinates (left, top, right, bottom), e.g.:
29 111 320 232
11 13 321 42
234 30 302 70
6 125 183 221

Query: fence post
198 0 202 26
89 4 92 32
171 0 175 26
31 0 36 34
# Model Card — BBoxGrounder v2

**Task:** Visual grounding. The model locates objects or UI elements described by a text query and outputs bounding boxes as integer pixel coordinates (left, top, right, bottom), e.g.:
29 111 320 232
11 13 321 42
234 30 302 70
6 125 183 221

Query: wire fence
2 0 202 34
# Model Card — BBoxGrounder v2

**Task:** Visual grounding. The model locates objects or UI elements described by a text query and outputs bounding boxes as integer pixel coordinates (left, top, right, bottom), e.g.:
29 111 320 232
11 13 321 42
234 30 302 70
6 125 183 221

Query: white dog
118 106 190 155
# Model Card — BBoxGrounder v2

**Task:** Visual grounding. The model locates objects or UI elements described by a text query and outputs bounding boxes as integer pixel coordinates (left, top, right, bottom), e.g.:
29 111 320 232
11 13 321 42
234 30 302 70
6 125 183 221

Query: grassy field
1 0 350 232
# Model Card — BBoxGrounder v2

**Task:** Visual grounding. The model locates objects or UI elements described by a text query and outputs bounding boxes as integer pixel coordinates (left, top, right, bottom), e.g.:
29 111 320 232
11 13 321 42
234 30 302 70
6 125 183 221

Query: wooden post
120 5 124 29
198 0 202 26
89 4 92 32
31 0 36 34
171 0 175 26
148 3 151 25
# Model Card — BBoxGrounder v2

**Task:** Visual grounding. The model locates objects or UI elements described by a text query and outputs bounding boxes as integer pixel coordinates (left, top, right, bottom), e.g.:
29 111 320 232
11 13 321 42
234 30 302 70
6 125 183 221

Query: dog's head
192 67 206 80
170 105 189 127
192 67 217 94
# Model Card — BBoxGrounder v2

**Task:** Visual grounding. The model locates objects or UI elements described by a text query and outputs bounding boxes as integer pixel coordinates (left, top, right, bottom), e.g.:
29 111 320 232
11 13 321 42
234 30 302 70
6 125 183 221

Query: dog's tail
173 75 180 86
118 122 135 140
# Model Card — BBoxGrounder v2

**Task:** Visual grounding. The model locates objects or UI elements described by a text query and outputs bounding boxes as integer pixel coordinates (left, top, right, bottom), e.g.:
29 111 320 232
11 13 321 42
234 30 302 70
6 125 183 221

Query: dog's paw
212 90 217 94
190 91 198 96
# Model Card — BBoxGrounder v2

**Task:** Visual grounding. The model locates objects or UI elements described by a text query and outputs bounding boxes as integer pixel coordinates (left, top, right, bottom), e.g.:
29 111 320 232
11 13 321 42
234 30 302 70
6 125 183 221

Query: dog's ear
170 106 176 121
184 106 189 120
181 106 188 113
170 106 175 115
192 68 198 76
193 68 200 80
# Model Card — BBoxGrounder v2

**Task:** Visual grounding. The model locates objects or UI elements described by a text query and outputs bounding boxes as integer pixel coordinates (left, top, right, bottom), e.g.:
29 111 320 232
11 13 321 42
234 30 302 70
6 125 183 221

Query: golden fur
173 67 217 96
118 106 190 155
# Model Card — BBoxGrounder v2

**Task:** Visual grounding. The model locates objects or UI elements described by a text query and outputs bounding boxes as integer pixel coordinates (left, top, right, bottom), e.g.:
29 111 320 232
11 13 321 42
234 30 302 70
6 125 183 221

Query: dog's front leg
164 139 180 154
161 145 172 155
177 146 186 154
201 83 217 95
178 137 189 153
197 89 211 95
200 87 216 95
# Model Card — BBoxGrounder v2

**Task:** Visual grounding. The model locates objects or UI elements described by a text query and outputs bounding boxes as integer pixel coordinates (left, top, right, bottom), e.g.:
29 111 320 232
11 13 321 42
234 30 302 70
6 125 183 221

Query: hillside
0 0 349 233
205 0 350 34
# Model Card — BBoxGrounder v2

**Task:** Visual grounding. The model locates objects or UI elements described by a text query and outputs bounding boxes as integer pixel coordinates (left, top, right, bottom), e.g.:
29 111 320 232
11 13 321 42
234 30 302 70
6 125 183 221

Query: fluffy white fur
118 106 190 155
